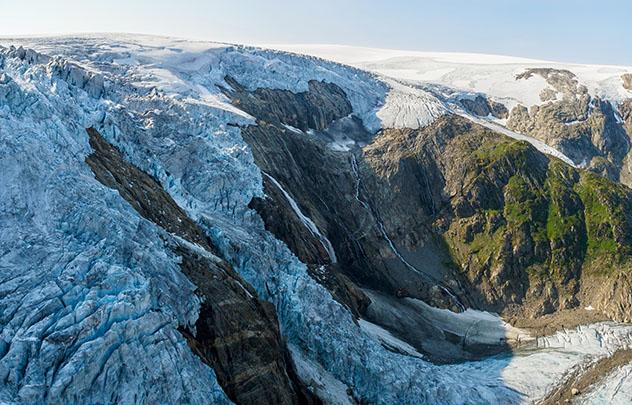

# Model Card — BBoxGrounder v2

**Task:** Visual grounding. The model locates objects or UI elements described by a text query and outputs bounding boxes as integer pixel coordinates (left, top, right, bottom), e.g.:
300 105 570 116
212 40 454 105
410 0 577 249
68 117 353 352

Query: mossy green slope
365 115 632 321
444 124 632 318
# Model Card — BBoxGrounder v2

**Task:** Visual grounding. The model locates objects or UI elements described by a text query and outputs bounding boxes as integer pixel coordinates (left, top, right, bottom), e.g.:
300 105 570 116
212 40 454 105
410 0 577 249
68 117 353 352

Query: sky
1 0 631 65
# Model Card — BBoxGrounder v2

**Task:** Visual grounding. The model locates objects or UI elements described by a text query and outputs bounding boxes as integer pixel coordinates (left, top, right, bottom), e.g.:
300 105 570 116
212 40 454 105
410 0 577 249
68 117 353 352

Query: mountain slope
363 115 632 322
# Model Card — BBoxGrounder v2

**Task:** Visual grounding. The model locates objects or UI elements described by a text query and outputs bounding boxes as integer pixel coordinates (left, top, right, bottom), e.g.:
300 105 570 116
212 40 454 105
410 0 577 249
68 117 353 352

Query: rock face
622 73 632 91
223 76 352 132
248 175 370 318
222 77 515 361
222 74 632 360
223 77 468 305
461 95 508 119
364 115 632 321
222 71 632 324
85 128 311 405
507 68 632 185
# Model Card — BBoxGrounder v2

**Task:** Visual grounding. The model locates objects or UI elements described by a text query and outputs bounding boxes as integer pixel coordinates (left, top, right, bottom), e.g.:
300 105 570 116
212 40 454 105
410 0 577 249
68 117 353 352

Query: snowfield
0 35 631 404
264 44 632 110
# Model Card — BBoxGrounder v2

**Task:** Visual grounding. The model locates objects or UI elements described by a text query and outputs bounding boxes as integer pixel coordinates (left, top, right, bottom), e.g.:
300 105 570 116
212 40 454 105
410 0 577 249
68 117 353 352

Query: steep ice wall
375 78 447 129
0 45 231 404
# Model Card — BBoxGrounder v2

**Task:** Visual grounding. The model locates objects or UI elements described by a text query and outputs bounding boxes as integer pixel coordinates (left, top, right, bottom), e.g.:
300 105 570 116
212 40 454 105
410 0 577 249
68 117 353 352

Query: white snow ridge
0 34 631 404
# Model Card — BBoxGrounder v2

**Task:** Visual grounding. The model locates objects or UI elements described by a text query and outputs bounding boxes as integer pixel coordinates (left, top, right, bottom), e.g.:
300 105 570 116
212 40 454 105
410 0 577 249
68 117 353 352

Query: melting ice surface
0 35 631 404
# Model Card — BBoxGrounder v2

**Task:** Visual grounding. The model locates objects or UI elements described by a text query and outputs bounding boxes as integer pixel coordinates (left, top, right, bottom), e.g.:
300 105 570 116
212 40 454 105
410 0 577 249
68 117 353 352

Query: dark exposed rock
85 128 313 405
249 175 332 265
226 78 465 312
86 128 215 252
176 247 317 405
539 88 558 102
461 96 491 117
249 175 370 317
221 75 352 132
489 99 509 119
461 95 508 119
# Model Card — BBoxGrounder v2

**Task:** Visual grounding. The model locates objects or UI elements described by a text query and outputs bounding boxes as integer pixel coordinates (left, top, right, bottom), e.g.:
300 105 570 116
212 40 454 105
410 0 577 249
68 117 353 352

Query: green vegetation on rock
575 171 632 270
444 132 632 314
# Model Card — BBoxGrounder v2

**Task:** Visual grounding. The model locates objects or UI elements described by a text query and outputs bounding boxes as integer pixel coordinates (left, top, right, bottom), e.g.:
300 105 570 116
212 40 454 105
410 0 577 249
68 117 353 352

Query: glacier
1 34 632 404
578 363 632 404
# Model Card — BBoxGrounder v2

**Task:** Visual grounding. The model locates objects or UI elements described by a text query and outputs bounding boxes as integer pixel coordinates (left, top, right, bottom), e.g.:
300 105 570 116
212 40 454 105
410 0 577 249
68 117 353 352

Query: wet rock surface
248 175 370 317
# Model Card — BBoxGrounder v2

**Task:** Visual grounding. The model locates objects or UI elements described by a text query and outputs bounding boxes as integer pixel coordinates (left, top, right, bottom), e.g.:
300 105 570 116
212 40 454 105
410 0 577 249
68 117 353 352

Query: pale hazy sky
1 0 631 65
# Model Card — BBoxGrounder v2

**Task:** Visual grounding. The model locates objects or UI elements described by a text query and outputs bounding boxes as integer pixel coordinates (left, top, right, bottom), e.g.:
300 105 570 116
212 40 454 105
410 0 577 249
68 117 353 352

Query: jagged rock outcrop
461 95 508 119
223 76 352 132
507 68 632 185
85 128 313 405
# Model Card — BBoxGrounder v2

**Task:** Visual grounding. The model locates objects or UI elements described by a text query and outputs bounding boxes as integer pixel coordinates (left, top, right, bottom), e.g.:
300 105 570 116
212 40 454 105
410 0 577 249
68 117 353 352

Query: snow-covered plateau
266 44 632 109
0 34 631 404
